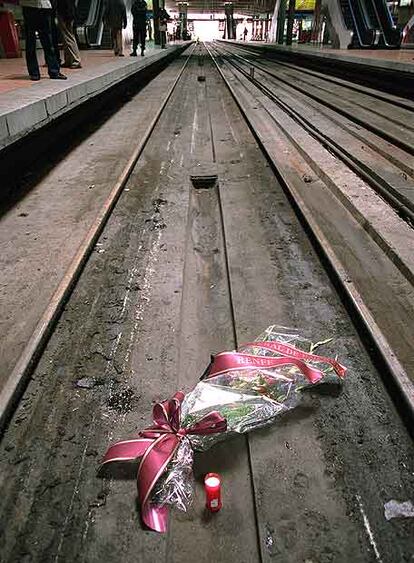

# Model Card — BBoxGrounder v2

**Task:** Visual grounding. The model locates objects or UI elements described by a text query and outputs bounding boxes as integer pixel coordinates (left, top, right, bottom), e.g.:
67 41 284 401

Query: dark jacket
56 0 76 21
157 7 170 24
104 0 127 29
131 0 147 28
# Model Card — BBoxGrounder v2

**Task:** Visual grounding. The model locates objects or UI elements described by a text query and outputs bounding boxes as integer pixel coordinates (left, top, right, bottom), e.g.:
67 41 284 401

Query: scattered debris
152 197 168 213
384 500 414 521
89 490 108 508
107 387 136 413
302 174 314 184
127 282 141 291
75 377 104 389
264 524 277 556
145 216 166 230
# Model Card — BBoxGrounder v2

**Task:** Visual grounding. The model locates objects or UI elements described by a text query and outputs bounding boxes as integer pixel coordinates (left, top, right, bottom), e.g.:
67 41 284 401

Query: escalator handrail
75 0 105 47
356 0 381 44
369 0 402 46
82 0 102 28
347 0 377 46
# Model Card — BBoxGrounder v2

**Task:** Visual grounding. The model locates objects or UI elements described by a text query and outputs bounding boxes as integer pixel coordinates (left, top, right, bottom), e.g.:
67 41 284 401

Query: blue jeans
23 7 60 78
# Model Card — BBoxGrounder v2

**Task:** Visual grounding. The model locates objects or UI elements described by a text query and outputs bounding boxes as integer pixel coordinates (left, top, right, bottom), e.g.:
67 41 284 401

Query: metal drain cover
190 163 218 189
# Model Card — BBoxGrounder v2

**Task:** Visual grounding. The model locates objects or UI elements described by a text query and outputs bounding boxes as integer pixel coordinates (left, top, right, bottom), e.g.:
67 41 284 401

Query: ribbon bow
101 391 226 532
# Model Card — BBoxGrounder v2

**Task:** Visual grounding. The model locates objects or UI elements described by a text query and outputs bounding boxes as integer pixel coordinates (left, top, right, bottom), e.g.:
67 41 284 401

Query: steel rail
216 42 414 157
211 43 414 225
0 45 196 434
206 41 414 423
220 42 414 112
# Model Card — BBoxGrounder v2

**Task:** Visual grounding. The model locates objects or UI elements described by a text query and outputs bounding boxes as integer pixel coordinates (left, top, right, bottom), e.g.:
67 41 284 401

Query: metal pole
311 0 322 42
178 2 188 39
153 0 160 45
277 0 286 44
224 3 234 39
286 0 295 45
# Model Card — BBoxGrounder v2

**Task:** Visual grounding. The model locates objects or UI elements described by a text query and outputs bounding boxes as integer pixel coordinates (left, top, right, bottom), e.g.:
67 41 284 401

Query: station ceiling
165 0 275 16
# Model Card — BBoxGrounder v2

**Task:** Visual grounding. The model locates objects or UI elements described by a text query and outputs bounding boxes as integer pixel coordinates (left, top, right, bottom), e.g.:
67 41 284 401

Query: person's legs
23 7 40 79
111 27 119 54
50 10 61 64
131 24 138 55
37 8 61 76
116 28 123 55
138 27 146 54
58 16 81 66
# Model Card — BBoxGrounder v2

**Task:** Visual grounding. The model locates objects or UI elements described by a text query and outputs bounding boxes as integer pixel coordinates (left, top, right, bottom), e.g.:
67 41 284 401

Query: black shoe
61 62 82 69
50 72 67 80
141 50 145 56
30 75 41 81
130 51 137 56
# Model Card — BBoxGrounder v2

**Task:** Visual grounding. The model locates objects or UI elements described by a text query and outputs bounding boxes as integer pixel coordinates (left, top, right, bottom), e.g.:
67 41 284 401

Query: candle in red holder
204 473 222 512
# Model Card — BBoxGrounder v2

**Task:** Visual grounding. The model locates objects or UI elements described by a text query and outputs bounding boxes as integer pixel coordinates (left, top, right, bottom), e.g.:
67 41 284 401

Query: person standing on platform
130 0 147 57
243 26 248 40
158 7 170 49
104 0 127 56
57 0 82 68
21 0 67 80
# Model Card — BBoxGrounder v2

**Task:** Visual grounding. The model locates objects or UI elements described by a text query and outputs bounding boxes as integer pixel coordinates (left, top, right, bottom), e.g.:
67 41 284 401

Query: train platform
0 43 187 152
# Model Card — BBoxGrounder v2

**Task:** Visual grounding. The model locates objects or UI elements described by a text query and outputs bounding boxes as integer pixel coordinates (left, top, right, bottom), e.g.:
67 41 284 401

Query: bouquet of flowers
102 325 346 532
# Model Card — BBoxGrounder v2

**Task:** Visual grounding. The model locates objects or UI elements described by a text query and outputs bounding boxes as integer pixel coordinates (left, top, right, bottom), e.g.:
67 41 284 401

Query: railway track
0 44 413 562
213 42 414 223
208 40 414 420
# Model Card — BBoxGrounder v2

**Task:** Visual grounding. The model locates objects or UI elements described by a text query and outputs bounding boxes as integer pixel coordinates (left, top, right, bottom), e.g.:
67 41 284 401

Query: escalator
369 0 402 47
358 0 381 44
75 0 106 47
325 0 402 48
340 0 379 46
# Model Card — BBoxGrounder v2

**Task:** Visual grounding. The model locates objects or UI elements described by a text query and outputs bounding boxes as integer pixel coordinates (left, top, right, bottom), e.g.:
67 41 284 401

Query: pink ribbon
101 392 226 533
206 341 346 384
241 341 347 378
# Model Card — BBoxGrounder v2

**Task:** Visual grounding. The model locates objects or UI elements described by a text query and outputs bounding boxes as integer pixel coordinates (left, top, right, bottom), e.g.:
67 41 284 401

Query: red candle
204 473 222 512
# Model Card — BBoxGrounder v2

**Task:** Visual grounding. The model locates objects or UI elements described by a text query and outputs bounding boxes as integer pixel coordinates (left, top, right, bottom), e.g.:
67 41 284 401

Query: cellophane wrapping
154 325 344 511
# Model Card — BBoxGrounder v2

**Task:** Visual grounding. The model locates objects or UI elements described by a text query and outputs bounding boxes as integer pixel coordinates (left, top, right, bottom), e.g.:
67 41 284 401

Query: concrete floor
0 45 163 94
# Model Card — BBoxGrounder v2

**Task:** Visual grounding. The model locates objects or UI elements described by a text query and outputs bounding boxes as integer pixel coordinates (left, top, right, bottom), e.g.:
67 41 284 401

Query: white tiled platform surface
0 44 187 150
